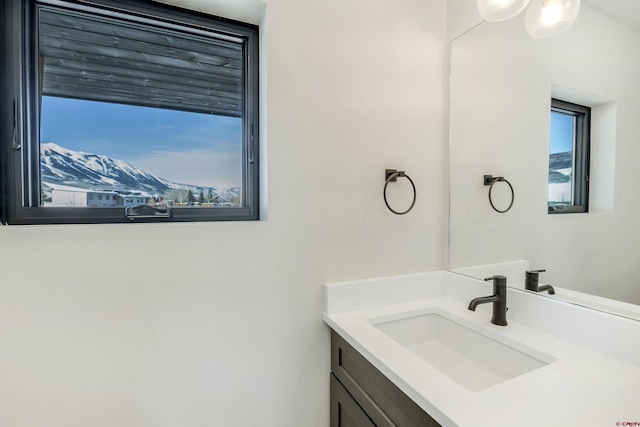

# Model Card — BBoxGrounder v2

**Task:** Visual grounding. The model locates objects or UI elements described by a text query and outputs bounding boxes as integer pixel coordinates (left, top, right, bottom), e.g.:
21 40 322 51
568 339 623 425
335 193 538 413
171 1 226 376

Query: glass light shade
525 0 581 39
477 0 531 22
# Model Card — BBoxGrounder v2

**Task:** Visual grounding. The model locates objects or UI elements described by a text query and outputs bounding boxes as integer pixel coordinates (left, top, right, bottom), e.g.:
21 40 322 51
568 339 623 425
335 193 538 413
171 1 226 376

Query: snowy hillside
40 142 241 204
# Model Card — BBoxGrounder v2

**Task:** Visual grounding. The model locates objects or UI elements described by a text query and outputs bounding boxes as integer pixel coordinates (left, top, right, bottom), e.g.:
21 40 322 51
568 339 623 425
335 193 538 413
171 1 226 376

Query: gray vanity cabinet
331 374 376 427
330 331 441 427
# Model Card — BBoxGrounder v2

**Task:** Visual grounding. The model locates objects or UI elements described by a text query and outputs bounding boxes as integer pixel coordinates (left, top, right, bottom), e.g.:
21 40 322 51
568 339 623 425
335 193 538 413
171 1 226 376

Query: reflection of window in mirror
548 99 591 214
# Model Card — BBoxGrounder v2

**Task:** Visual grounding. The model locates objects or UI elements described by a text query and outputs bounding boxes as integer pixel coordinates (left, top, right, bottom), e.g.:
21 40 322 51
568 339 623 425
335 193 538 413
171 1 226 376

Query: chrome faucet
468 275 508 326
525 269 555 294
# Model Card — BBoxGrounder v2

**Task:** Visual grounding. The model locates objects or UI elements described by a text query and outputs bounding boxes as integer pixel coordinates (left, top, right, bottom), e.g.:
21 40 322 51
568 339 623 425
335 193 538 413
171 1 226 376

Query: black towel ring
484 174 514 213
384 169 416 215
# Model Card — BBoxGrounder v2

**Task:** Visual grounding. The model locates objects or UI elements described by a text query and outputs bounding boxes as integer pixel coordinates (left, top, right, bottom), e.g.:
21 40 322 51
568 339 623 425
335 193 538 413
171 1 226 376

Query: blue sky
550 111 574 154
40 96 243 188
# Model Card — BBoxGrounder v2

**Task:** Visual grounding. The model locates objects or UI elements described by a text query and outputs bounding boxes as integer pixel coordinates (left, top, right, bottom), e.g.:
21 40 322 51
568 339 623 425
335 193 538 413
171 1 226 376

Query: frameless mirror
449 0 640 320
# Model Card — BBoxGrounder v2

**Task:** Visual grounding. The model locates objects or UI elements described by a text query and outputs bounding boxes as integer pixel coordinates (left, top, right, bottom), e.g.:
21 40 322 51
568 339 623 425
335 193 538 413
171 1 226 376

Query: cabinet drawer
331 373 376 427
331 331 440 427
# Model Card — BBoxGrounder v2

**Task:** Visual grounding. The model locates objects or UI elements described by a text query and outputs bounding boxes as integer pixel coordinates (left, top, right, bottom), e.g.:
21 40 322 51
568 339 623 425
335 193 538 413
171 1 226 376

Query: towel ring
384 169 416 215
484 174 514 213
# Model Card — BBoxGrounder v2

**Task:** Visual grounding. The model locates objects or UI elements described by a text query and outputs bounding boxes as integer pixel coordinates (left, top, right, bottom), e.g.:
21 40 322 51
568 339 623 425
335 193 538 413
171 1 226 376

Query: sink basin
370 308 556 391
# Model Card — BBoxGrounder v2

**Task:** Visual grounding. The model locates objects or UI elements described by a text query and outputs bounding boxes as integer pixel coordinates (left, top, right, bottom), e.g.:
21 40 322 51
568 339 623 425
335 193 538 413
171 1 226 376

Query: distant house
52 189 118 207
119 194 147 207
51 189 148 207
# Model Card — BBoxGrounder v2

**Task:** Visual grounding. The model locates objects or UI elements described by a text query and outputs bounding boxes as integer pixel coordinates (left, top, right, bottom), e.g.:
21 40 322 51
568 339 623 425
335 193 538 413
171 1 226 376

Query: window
1 0 259 224
548 99 590 214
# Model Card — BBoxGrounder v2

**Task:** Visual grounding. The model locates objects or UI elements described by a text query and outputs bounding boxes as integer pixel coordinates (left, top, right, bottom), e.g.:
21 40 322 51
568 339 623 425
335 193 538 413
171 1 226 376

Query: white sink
370 308 556 391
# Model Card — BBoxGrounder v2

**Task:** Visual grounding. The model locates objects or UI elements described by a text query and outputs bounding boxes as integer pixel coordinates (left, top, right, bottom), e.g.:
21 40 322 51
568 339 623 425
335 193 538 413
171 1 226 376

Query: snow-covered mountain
40 142 241 202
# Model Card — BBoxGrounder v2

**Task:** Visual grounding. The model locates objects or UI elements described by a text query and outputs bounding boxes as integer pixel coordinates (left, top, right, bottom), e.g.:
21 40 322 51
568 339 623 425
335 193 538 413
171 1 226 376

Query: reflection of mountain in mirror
449 1 640 320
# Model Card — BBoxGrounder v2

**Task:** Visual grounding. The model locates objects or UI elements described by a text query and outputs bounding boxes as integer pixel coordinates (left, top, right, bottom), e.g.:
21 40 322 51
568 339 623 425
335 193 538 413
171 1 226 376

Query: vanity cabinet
331 374 376 427
330 331 441 427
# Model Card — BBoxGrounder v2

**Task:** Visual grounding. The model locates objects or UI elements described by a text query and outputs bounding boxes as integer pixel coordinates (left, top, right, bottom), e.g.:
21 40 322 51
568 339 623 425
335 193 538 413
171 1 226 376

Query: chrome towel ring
484 174 514 213
384 169 416 215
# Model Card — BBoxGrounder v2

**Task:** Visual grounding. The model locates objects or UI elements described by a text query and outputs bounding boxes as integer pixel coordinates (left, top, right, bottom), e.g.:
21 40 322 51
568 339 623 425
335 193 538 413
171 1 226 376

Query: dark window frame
548 98 591 215
1 0 259 224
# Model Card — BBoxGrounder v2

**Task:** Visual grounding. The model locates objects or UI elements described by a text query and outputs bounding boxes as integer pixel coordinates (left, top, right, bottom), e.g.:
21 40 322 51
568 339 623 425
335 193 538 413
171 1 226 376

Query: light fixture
525 0 581 39
477 0 531 22
477 0 580 38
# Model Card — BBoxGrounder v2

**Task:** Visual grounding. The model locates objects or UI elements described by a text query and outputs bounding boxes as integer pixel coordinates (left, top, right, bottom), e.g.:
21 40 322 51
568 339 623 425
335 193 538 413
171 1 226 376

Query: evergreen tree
187 189 196 204
198 191 205 204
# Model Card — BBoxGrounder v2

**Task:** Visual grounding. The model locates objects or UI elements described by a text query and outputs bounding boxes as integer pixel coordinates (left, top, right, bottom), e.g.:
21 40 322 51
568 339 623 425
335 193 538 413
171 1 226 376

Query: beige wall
0 1 448 426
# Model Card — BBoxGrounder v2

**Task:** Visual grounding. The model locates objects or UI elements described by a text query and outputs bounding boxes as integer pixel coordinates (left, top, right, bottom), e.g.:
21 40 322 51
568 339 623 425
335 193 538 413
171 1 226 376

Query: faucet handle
525 269 546 280
483 275 507 287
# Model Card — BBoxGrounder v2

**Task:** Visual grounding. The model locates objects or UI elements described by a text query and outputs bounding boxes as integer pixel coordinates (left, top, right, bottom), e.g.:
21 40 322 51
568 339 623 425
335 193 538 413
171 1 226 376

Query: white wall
447 0 482 41
0 1 448 426
449 6 640 304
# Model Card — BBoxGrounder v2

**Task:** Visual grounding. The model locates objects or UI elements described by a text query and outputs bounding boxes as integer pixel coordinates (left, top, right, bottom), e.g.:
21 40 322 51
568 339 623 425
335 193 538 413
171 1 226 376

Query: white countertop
323 271 640 427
